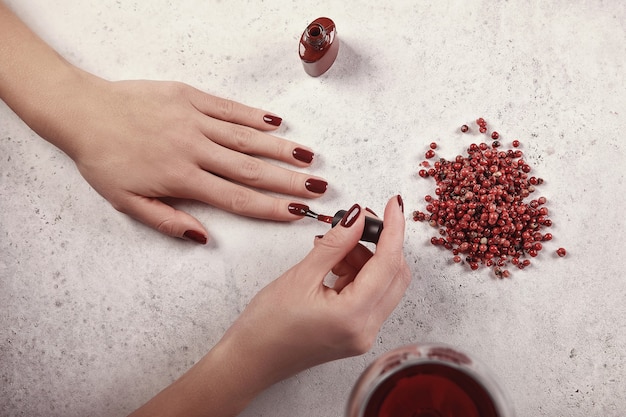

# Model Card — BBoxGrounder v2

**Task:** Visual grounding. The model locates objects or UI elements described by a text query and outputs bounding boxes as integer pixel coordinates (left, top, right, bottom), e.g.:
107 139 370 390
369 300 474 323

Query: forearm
0 2 100 158
128 339 265 417
128 322 308 417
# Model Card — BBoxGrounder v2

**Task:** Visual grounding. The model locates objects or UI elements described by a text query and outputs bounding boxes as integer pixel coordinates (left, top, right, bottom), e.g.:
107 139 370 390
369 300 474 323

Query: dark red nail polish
184 230 207 245
365 207 379 217
397 195 404 213
340 204 361 228
305 178 327 194
288 203 309 216
263 114 282 126
293 147 314 163
315 234 324 239
299 17 340 77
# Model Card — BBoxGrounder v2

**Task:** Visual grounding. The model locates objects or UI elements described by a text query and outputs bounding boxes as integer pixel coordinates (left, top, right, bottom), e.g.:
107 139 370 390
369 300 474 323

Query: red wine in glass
346 344 514 417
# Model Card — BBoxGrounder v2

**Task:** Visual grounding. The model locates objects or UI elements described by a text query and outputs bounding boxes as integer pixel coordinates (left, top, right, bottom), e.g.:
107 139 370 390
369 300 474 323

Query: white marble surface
1 1 625 416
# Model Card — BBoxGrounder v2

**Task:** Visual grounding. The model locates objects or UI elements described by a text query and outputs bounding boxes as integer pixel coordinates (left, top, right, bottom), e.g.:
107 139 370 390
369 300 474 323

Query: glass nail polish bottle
299 17 339 77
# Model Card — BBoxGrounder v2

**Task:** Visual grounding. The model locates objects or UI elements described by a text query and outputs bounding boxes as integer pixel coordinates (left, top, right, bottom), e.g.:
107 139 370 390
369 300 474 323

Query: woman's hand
62 76 327 243
223 195 411 386
129 195 412 417
0 2 327 243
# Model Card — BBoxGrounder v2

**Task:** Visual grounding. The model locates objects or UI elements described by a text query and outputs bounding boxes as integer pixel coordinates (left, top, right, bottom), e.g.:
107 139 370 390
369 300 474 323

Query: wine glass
346 343 515 417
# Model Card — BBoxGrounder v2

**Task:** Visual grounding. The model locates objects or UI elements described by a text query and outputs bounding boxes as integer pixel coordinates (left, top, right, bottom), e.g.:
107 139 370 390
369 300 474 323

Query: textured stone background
1 1 624 416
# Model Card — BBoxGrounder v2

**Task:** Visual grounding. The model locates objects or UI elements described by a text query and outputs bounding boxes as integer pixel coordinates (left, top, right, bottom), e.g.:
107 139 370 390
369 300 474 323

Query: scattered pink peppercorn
414 118 565 278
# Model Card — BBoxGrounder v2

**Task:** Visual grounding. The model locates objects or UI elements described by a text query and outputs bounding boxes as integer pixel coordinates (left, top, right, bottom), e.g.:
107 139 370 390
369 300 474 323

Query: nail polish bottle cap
332 210 384 244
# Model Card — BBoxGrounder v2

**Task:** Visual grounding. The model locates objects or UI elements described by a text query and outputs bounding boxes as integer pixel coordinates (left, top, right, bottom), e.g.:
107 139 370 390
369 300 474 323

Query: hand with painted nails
59 78 325 244
128 196 411 417
0 3 327 244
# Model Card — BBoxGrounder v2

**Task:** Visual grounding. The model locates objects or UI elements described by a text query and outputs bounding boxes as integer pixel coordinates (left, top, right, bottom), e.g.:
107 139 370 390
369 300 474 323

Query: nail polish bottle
332 210 384 244
299 17 340 77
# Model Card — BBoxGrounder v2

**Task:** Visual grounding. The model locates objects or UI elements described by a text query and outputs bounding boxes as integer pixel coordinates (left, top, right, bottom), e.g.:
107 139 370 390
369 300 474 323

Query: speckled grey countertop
1 1 625 416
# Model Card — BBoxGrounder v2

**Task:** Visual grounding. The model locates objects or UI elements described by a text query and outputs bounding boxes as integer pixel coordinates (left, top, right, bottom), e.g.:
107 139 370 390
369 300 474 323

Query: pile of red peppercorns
413 118 567 278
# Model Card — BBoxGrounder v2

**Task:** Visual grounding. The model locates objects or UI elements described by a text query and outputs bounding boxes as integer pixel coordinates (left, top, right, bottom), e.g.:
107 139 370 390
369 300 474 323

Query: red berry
557 248 567 257
461 124 469 133
415 118 562 276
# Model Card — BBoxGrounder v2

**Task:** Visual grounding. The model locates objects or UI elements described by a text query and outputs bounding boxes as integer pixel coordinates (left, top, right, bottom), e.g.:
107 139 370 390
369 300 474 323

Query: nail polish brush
296 205 384 243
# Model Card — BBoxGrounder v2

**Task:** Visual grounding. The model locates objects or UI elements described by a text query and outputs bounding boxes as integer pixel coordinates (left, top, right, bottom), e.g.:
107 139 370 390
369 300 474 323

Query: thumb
117 195 209 244
298 204 365 277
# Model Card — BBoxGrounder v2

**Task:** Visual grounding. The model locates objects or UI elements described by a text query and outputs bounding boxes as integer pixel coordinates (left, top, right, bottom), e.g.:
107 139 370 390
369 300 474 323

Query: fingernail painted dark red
305 178 327 194
263 114 282 126
341 204 361 228
293 147 314 163
365 207 379 217
184 230 207 244
397 195 404 212
288 203 309 216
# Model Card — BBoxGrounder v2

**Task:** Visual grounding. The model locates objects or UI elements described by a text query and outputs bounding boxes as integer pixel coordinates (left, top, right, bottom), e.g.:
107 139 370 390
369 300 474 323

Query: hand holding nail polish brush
128 196 409 417
288 203 384 244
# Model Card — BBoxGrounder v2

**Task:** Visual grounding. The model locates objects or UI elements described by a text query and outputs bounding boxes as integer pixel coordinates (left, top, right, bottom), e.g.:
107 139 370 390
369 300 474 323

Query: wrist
7 62 104 159
201 335 273 412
